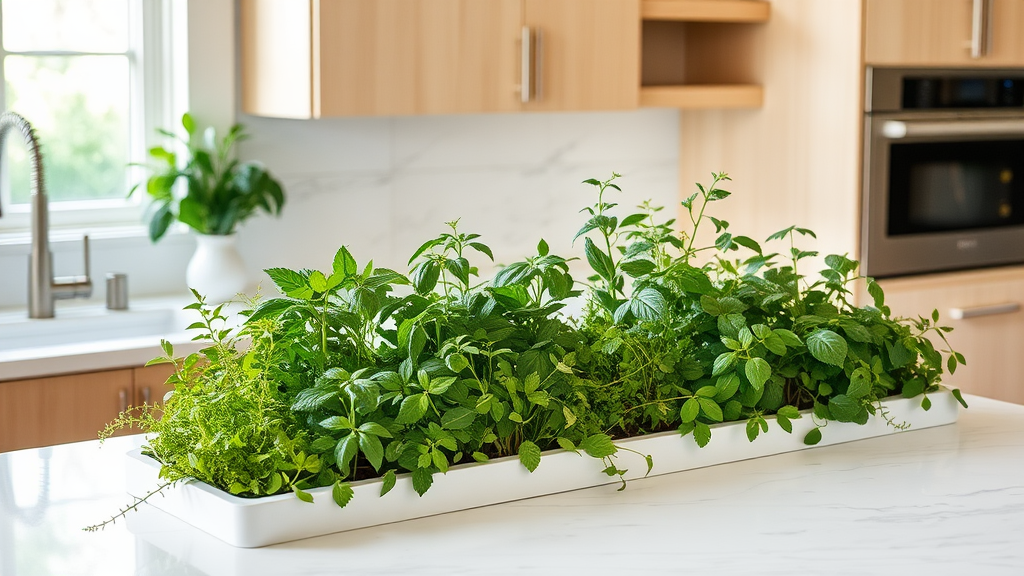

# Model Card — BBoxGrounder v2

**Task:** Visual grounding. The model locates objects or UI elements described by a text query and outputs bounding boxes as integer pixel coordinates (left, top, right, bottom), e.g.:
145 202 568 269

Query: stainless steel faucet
0 111 91 318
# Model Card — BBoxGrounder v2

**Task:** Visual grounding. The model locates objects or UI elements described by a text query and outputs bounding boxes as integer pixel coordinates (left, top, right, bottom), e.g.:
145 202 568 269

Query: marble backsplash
235 108 681 290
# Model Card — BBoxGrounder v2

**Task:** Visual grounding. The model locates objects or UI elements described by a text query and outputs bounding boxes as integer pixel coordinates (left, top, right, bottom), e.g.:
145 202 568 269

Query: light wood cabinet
241 0 639 118
877 266 1024 405
0 364 175 453
865 0 1024 66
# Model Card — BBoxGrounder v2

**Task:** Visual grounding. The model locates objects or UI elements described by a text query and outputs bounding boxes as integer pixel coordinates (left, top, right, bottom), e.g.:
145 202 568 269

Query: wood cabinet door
865 0 1024 66
317 0 521 116
878 267 1024 405
523 0 639 112
0 370 133 453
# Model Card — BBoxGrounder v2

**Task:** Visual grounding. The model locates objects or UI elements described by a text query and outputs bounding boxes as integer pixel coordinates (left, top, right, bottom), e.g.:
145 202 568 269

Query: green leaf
380 470 397 497
441 407 477 430
359 433 385 471
695 385 718 398
744 357 772 390
292 485 314 503
828 394 861 422
584 237 615 281
804 428 822 445
921 395 932 411
579 434 617 458
776 414 793 433
333 246 358 277
332 481 354 508
620 258 657 277
556 437 576 452
319 415 353 430
698 397 723 422
412 468 433 496
518 440 542 472
537 238 550 256
265 268 313 299
952 388 969 408
334 434 358 475
847 367 871 399
774 329 803 347
395 394 429 424
411 260 441 294
745 418 760 442
777 405 800 419
866 278 885 308
679 398 699 423
693 422 711 447
629 287 666 321
806 329 848 366
887 340 914 368
446 353 470 373
905 377 929 399
714 373 741 402
713 352 737 376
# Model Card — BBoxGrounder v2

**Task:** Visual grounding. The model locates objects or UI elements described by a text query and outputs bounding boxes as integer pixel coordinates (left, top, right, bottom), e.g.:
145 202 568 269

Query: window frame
0 0 176 234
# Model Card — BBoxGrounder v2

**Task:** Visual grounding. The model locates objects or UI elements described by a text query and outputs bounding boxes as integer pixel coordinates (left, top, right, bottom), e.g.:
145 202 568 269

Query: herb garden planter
125 388 959 548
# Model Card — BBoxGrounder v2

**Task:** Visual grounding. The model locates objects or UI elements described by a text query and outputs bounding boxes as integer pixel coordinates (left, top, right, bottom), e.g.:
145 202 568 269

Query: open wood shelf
642 0 769 22
639 0 768 109
639 84 763 109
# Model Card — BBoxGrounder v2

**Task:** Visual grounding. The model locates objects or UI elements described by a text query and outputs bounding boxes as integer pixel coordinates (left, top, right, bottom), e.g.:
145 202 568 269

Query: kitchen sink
0 297 221 380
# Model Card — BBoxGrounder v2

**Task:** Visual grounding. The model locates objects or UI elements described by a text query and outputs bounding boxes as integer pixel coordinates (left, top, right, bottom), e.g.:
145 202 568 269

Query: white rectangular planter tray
125 389 960 548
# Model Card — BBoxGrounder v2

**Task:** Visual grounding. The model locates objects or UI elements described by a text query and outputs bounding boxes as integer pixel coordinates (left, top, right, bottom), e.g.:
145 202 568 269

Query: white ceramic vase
186 234 248 304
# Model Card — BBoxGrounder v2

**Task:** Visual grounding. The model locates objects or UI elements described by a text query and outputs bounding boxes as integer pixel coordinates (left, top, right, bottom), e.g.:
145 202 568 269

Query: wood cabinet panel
878 266 1024 405
523 0 640 112
133 364 176 410
0 370 133 453
865 0 1024 66
317 0 522 116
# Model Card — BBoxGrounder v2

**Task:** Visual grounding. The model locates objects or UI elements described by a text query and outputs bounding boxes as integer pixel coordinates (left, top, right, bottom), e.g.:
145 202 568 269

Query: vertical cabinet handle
118 388 128 412
521 26 533 103
141 386 151 405
534 28 543 103
971 0 992 58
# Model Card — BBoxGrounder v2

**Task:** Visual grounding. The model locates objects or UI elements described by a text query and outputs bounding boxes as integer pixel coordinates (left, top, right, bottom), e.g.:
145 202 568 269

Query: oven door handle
882 119 1024 139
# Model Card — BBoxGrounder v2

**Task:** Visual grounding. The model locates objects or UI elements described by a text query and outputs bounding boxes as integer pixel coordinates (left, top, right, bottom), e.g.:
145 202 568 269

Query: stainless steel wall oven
862 67 1024 278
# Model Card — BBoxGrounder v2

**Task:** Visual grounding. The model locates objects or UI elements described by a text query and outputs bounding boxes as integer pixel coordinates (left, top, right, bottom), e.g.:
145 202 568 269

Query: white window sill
0 223 193 255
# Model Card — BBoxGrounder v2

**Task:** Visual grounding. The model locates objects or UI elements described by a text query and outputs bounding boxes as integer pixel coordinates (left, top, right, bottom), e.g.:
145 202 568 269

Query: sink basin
0 306 193 352
0 297 219 380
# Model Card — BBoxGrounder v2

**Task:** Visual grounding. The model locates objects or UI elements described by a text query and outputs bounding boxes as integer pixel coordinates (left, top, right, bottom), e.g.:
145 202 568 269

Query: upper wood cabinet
865 0 1024 66
241 0 639 118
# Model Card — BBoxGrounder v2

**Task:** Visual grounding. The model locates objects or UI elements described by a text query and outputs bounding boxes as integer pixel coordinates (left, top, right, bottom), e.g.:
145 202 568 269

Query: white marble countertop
1 394 1022 575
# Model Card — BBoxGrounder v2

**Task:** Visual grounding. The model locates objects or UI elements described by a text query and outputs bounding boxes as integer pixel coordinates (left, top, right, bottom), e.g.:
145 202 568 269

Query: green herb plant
91 172 967 530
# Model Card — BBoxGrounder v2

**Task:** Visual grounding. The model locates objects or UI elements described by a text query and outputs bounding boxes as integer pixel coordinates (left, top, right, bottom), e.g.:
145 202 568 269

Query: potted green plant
131 112 286 302
95 173 967 547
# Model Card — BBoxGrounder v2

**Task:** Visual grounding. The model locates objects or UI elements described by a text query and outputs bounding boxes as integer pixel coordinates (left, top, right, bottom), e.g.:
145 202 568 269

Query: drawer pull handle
949 302 1020 320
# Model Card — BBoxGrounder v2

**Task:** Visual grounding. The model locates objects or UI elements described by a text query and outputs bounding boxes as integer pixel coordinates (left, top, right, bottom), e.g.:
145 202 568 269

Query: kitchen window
0 0 175 233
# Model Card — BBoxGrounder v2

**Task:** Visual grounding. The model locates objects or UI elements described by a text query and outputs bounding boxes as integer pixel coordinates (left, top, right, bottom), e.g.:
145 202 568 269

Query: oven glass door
887 138 1024 236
